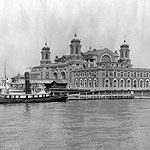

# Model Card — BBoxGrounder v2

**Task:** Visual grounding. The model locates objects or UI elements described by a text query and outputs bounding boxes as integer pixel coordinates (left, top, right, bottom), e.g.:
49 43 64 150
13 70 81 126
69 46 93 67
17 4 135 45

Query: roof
44 80 67 88
11 79 54 85
42 43 50 50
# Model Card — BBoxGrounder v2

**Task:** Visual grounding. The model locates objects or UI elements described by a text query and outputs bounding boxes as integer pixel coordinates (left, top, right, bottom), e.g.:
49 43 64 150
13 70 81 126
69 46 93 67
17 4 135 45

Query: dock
68 93 134 100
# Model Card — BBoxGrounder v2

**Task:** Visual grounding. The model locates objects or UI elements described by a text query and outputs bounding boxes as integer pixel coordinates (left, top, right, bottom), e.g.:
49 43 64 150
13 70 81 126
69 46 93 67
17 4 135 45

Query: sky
0 0 150 77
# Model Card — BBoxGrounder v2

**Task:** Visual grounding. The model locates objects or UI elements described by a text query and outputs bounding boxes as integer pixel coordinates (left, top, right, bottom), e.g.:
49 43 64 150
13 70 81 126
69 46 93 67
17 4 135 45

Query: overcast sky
0 0 149 77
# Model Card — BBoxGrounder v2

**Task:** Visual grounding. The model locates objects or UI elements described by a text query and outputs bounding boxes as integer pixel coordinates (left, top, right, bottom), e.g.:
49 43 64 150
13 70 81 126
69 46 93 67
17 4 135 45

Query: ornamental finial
124 35 126 43
74 29 77 37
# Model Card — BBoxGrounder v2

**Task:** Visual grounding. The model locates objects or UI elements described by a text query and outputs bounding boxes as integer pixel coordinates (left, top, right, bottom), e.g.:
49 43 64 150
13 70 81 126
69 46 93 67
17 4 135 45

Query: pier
68 89 150 100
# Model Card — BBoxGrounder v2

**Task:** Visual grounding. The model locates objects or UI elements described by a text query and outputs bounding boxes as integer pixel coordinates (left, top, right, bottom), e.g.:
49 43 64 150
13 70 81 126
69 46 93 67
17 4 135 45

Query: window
134 72 136 78
46 53 49 59
127 80 131 88
121 72 124 77
88 79 92 87
94 71 97 77
125 51 128 58
53 72 57 79
109 71 113 77
133 80 137 88
75 79 78 87
124 72 127 78
120 79 124 88
114 71 116 77
140 73 143 78
127 72 130 77
117 72 120 78
89 72 91 77
146 80 149 88
113 79 117 87
140 80 144 88
106 71 108 77
84 79 87 87
101 55 111 62
105 79 109 87
80 79 83 87
121 51 123 58
146 73 149 78
94 78 97 87
71 47 73 54
42 54 44 59
46 72 49 79
102 71 105 77
76 47 78 54
87 72 89 77
61 72 66 79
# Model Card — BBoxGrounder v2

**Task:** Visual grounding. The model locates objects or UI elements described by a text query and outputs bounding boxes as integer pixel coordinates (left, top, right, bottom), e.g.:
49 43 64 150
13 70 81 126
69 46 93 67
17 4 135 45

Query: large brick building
24 33 150 91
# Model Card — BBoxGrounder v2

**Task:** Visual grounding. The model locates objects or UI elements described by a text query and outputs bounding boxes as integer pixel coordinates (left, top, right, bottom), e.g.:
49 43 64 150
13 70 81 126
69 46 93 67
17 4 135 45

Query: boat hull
0 94 67 104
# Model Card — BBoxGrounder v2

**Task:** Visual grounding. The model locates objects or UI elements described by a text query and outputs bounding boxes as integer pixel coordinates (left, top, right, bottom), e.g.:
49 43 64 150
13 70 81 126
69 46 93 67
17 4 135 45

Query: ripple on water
0 100 150 149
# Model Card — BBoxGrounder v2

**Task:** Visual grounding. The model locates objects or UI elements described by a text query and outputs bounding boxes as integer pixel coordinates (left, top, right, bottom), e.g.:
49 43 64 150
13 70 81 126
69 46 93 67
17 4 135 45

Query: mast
4 58 7 86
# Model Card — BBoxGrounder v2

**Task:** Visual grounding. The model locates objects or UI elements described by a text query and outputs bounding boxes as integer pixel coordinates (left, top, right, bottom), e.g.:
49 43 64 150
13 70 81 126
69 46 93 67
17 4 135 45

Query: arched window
146 80 149 88
46 53 49 59
60 71 66 79
125 51 128 58
126 79 131 88
105 79 110 87
93 78 97 87
113 79 117 87
140 79 144 88
88 78 92 87
120 79 124 88
80 79 83 87
53 72 58 79
133 79 137 88
76 47 78 54
101 55 111 62
71 47 73 54
42 53 44 59
84 79 87 87
75 79 78 87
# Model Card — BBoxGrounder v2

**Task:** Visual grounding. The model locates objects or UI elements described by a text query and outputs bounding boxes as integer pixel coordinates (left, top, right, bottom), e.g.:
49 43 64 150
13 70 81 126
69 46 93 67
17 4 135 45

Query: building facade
28 33 150 91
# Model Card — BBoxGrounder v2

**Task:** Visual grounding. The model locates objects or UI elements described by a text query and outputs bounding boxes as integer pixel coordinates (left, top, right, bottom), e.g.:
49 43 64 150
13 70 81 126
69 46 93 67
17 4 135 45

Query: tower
40 43 51 65
69 31 82 55
119 40 131 63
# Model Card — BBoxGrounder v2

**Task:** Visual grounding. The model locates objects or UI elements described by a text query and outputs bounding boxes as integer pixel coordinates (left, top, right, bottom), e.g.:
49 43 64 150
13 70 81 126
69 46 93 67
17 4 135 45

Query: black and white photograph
0 0 150 149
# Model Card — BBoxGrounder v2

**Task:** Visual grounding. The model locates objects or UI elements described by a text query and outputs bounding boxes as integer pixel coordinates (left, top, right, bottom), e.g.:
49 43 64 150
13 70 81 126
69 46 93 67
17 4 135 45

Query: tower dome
42 43 50 50
119 40 131 64
120 40 129 48
40 42 51 65
69 31 82 55
71 32 81 43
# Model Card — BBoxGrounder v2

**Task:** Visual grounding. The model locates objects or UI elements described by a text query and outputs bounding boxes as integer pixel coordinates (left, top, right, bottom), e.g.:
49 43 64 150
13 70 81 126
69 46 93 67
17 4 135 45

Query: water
0 99 150 150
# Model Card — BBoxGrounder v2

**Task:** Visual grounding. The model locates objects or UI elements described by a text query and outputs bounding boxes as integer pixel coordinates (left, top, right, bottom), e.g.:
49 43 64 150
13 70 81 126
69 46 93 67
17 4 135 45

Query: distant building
12 33 150 91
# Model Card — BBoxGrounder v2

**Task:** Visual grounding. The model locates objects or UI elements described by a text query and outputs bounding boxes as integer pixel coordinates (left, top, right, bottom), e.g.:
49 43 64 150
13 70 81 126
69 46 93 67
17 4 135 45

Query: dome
71 32 81 43
120 40 129 48
42 43 50 50
71 38 81 43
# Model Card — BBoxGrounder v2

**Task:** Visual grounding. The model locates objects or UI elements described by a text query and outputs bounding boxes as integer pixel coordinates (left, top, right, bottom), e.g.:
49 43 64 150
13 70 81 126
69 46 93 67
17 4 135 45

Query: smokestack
24 72 31 94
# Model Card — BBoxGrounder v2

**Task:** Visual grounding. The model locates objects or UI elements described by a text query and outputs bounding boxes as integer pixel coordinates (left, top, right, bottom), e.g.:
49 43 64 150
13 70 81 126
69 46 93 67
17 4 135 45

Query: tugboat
0 72 67 104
